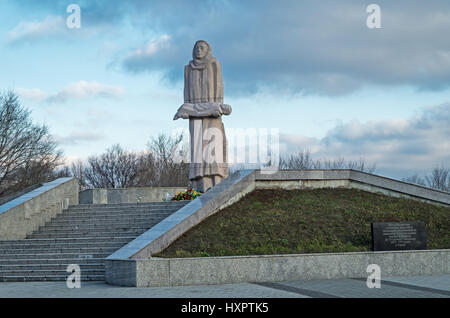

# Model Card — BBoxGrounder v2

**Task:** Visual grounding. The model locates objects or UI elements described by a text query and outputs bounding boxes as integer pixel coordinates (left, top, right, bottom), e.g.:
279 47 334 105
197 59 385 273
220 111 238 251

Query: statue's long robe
184 60 228 181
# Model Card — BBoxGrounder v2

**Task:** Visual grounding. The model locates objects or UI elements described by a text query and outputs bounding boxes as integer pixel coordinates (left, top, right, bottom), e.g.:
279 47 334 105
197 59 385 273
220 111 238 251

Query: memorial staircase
0 201 188 282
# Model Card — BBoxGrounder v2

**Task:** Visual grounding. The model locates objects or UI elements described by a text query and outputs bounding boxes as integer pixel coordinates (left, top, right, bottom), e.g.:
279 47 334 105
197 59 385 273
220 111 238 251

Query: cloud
7 16 66 44
280 103 450 178
16 81 125 103
122 34 173 72
113 0 450 96
15 88 50 102
53 131 105 146
9 0 450 96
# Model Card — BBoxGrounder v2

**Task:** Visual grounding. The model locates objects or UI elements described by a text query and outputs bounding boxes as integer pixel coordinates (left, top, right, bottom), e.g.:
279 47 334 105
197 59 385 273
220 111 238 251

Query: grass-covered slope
154 189 450 257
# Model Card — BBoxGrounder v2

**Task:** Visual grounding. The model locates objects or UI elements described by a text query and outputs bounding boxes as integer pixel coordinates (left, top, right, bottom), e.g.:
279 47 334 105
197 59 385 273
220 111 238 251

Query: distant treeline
0 91 448 197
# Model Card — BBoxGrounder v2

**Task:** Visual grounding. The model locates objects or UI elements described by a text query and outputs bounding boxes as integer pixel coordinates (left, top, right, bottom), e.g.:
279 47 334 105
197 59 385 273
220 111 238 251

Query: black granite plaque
371 221 426 251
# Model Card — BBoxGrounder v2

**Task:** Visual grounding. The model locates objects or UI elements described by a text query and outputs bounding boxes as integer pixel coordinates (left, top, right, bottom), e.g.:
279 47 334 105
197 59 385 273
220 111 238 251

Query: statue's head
193 40 211 60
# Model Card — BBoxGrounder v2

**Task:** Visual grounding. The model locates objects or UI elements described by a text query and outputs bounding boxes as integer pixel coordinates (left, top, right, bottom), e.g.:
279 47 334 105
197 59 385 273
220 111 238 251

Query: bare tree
83 144 141 188
279 150 316 170
402 173 427 186
56 132 190 190
146 132 189 187
53 160 88 189
0 91 62 196
401 164 450 192
279 150 376 173
70 160 88 190
425 165 449 192
344 158 377 173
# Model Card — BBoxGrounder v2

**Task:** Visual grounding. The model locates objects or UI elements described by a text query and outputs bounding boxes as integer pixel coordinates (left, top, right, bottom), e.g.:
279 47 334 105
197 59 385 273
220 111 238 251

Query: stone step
66 206 181 212
0 258 105 265
27 230 143 239
30 226 149 234
0 270 103 276
0 237 135 246
61 210 180 218
0 252 111 260
38 222 159 231
53 216 170 224
51 212 174 221
0 241 126 250
49 213 173 221
33 226 152 234
71 201 187 207
0 275 105 282
0 247 118 255
59 209 178 216
0 264 104 271
68 202 187 211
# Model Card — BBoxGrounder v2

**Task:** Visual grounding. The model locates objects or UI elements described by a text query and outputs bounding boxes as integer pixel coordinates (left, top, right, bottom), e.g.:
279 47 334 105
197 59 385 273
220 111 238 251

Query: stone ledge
106 249 450 287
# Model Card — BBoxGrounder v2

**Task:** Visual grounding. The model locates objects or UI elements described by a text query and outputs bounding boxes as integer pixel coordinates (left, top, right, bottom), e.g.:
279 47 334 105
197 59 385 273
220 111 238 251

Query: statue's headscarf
189 40 216 70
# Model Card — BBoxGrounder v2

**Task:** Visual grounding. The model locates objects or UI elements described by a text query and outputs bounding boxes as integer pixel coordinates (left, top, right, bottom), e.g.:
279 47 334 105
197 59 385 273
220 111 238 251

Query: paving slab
382 274 450 292
0 281 302 298
275 275 450 298
0 274 448 298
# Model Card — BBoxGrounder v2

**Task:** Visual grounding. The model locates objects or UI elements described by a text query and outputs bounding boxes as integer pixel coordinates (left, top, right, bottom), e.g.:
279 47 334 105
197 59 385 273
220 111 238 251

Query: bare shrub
279 150 376 173
83 144 141 188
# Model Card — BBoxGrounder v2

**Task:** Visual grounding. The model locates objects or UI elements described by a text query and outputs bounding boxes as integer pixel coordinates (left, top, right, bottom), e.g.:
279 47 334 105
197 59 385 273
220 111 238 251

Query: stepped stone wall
0 178 79 240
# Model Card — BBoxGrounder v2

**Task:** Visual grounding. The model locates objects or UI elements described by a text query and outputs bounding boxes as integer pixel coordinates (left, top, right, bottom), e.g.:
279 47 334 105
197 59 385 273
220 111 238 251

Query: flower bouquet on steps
171 188 201 201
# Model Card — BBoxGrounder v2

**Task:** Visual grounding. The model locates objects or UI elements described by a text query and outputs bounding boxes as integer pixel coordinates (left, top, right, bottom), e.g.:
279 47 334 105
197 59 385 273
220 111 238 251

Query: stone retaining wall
106 249 450 287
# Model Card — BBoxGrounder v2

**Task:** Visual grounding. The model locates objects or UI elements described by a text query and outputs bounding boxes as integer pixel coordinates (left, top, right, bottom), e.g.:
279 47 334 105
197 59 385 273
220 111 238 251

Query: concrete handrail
0 183 43 206
0 177 79 240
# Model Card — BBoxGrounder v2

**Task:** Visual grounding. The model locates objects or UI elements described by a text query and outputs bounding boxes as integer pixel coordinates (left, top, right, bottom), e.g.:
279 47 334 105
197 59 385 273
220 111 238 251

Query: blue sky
0 0 449 180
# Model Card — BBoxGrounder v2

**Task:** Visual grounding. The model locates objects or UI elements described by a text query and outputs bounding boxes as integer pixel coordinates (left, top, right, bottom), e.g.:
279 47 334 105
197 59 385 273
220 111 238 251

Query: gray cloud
11 0 450 96
280 103 450 179
116 0 450 96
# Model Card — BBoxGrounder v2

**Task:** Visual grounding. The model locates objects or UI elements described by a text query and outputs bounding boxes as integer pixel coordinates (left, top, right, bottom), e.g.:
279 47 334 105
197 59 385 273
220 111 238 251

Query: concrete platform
0 274 448 298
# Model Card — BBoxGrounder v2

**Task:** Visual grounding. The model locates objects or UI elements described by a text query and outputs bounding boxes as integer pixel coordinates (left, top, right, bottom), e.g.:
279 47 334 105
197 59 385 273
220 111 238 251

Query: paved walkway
0 274 448 298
